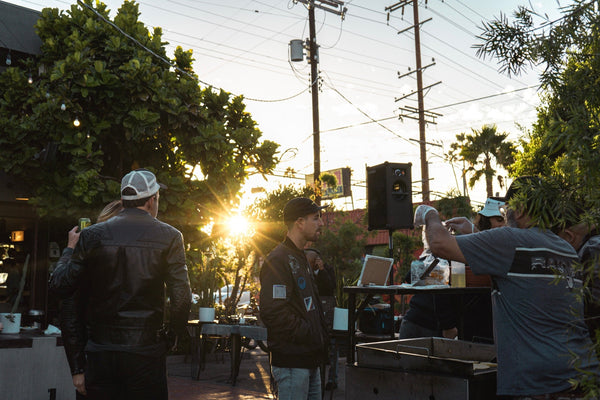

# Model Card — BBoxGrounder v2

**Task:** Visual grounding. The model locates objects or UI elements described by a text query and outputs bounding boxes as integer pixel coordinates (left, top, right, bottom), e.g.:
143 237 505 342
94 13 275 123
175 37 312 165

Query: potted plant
0 254 29 334
188 252 223 322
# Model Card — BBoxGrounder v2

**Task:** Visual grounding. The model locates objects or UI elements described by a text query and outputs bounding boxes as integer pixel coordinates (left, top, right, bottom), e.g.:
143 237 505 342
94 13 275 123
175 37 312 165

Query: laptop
357 255 394 287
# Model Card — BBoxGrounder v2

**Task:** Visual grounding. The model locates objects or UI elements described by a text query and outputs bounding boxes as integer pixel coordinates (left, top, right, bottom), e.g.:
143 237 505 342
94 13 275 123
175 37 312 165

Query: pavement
167 347 345 400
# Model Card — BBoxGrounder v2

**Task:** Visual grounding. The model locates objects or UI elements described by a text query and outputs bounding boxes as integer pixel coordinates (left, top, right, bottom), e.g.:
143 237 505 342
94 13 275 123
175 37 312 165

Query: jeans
271 365 321 400
327 337 338 384
85 351 167 400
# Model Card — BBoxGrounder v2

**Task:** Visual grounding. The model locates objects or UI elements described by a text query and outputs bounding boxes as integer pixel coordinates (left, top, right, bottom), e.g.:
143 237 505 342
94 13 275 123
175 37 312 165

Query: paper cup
0 313 21 334
333 307 348 331
198 307 215 322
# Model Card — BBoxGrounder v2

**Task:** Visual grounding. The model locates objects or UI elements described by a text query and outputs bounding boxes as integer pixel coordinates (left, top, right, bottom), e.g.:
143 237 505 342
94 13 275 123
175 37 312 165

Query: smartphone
78 218 91 232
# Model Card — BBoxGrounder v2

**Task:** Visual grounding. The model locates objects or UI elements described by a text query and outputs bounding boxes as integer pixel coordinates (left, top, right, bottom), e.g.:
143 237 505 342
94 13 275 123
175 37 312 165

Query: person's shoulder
154 219 182 237
265 243 285 259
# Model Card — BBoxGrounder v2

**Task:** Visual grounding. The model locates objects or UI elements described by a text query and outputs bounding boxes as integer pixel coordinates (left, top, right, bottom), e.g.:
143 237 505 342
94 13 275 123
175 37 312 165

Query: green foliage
247 184 315 257
319 172 337 189
436 189 474 220
187 250 225 308
448 124 516 198
391 231 422 284
316 213 367 307
476 0 600 227
0 0 278 244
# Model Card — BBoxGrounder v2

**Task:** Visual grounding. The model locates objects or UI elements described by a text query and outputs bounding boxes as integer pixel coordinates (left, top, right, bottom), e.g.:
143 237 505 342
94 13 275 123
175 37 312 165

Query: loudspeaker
366 162 413 230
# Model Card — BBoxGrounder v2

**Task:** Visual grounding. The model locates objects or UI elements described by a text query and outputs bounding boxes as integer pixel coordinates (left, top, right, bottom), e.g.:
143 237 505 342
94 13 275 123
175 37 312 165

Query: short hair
121 187 154 208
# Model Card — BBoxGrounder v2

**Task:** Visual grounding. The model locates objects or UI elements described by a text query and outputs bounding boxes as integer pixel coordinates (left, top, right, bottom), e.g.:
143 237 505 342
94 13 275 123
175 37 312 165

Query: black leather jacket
57 247 87 375
259 237 328 368
50 208 191 353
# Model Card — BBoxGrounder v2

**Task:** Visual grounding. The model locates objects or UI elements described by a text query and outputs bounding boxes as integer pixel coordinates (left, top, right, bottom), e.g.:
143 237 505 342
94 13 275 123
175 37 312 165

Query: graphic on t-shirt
297 276 306 290
304 296 315 311
510 247 578 288
273 285 286 299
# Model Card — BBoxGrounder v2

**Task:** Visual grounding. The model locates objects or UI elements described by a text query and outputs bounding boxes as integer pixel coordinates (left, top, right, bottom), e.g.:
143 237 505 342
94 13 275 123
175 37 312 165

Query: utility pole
387 0 442 203
308 4 321 204
291 0 346 205
412 2 429 202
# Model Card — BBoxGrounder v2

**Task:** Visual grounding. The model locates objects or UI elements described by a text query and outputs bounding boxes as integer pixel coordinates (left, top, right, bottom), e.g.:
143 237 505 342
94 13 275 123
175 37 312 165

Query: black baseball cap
283 197 328 223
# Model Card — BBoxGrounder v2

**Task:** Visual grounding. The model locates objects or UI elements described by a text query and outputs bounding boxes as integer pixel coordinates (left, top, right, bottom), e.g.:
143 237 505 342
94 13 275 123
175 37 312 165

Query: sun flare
226 214 253 237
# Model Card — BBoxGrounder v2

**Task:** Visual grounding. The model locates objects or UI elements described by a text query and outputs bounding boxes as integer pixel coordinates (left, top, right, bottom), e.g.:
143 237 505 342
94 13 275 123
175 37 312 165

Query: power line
318 84 539 133
322 73 417 146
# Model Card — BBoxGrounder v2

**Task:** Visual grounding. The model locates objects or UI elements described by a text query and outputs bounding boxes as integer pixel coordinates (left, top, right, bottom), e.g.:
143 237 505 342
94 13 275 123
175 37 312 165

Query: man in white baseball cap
50 168 190 399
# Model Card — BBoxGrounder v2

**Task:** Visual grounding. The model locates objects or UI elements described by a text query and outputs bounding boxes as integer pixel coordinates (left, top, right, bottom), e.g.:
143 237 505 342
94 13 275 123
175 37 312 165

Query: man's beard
505 209 519 228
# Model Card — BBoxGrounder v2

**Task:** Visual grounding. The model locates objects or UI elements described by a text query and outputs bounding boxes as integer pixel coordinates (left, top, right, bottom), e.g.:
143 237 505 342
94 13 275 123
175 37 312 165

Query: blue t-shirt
456 226 598 396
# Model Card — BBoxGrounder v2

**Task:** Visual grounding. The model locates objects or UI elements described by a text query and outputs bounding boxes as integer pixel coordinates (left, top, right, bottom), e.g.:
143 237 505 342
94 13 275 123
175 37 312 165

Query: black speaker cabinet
366 162 413 230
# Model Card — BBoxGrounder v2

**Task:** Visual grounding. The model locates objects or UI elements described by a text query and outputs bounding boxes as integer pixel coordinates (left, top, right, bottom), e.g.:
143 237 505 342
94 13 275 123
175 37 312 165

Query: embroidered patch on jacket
273 285 286 299
297 276 306 290
304 296 315 311
288 255 301 274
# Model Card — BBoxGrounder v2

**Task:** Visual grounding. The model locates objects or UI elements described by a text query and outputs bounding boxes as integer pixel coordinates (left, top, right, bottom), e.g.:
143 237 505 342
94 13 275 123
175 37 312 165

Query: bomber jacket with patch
260 237 328 368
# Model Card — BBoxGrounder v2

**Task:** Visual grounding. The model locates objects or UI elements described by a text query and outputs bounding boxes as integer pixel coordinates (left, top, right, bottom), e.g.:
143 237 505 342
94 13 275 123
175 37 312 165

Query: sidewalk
167 348 345 400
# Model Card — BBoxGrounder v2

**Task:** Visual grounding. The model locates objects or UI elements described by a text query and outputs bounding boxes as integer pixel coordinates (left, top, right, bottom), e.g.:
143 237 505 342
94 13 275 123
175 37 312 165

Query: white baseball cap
120 169 166 200
478 198 505 218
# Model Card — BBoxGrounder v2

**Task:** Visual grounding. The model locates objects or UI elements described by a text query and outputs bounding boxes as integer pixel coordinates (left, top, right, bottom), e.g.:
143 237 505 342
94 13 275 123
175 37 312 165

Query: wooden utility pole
308 3 321 204
294 0 345 205
412 1 429 202
387 0 442 203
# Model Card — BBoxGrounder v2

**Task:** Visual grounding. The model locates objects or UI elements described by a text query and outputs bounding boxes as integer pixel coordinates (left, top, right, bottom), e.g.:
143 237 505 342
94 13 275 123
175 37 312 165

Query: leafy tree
448 125 516 198
316 214 368 307
247 184 315 257
391 231 422 284
436 189 474 220
0 0 278 246
474 0 600 225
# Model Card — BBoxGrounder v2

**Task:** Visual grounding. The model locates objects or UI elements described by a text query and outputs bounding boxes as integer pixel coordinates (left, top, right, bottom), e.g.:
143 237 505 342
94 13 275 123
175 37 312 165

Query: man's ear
558 229 578 249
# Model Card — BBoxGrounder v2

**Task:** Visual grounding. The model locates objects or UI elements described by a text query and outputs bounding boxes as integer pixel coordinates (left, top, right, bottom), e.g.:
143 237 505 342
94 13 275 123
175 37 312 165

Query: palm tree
448 125 516 198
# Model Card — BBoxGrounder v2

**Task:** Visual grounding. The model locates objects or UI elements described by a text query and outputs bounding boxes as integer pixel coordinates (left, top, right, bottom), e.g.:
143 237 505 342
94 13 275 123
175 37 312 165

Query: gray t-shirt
456 226 598 396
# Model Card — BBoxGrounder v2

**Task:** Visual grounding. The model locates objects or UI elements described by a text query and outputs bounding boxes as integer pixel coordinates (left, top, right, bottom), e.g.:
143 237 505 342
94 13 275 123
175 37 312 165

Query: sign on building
305 167 352 200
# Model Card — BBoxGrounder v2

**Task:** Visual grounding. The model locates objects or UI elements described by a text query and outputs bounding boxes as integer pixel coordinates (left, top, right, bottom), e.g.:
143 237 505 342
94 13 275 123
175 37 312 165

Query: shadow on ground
167 348 345 400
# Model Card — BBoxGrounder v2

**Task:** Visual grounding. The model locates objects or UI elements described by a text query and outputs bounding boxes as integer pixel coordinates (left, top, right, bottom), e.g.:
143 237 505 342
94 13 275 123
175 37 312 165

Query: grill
346 337 498 399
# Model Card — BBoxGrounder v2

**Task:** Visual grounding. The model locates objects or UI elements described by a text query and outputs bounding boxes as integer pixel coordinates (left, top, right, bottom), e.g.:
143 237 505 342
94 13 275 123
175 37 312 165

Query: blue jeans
327 337 338 384
271 366 321 400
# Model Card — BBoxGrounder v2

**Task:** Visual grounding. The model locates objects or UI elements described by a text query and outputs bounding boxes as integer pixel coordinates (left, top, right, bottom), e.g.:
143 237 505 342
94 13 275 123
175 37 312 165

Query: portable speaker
366 162 413 230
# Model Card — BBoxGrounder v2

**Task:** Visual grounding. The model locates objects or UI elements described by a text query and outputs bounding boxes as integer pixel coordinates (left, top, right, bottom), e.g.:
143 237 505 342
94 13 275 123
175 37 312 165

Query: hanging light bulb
5 52 11 66
73 117 81 127
60 103 66 111
27 74 33 84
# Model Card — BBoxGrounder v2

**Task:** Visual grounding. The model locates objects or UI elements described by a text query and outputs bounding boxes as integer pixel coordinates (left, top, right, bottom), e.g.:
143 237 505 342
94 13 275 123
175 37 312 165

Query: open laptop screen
357 255 394 286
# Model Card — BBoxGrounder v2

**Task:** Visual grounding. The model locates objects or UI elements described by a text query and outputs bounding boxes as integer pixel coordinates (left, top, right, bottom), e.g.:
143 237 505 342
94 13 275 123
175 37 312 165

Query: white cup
333 307 348 331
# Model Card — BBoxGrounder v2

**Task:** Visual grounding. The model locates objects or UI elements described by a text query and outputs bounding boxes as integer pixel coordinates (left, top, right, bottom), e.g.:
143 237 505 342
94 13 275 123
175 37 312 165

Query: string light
5 52 11 66
60 103 66 111
27 74 33 84
73 117 80 127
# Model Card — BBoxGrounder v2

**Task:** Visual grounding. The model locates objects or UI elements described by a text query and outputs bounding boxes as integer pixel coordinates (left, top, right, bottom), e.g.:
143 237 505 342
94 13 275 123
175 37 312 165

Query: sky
5 0 566 211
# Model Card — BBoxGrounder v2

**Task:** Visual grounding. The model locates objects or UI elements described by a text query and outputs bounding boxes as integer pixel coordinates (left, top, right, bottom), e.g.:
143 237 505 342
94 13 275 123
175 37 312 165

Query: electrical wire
318 83 539 134
322 72 417 146
76 0 317 103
